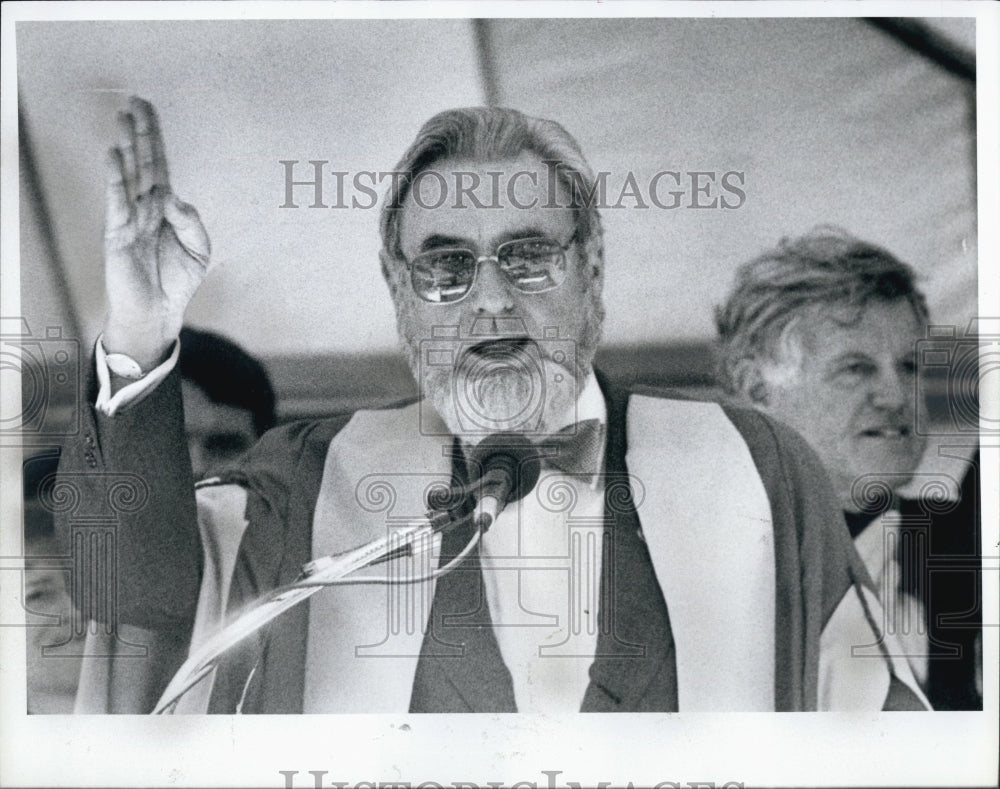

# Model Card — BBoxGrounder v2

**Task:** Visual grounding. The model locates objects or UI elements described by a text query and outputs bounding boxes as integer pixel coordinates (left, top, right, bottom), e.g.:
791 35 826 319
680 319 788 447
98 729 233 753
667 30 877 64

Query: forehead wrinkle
418 227 564 256
400 155 576 258
419 234 471 252
768 300 924 384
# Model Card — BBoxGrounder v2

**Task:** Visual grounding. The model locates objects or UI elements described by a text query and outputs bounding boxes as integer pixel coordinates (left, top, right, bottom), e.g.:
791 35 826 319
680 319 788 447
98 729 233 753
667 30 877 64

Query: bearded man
58 98 927 713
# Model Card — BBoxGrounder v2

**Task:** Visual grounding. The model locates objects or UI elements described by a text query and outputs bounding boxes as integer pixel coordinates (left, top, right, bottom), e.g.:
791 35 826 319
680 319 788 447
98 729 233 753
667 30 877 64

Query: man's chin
841 463 923 512
425 364 580 440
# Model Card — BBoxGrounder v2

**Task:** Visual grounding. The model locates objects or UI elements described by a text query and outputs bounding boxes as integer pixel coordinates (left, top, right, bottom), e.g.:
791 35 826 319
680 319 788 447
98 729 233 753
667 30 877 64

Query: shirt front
478 372 607 712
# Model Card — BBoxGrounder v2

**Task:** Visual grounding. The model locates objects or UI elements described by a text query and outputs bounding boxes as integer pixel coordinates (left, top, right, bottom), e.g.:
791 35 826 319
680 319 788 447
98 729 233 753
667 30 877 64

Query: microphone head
469 432 542 504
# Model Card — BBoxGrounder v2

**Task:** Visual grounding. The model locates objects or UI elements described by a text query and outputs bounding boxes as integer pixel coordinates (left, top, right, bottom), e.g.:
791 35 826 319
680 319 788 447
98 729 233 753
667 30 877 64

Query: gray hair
378 107 604 262
714 226 930 396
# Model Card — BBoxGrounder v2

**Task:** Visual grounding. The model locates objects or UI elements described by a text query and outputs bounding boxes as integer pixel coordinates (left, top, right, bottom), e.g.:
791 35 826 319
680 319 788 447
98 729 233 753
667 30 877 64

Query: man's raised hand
101 96 211 370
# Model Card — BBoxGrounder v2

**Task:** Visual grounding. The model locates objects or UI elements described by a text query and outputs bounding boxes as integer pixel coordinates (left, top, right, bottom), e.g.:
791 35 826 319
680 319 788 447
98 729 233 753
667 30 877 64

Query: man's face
387 153 603 438
759 299 927 510
181 380 257 478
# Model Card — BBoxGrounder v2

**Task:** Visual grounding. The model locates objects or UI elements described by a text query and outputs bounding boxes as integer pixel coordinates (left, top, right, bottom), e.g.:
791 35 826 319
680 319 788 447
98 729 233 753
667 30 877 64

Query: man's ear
732 359 771 407
379 248 403 300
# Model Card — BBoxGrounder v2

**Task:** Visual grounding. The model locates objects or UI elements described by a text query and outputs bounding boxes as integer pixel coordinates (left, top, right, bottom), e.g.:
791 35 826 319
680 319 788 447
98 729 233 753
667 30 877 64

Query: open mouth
464 336 533 359
859 427 912 438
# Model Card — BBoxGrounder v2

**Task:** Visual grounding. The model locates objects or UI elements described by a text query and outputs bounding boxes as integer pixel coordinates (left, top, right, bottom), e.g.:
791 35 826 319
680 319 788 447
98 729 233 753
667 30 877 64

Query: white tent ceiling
16 16 978 406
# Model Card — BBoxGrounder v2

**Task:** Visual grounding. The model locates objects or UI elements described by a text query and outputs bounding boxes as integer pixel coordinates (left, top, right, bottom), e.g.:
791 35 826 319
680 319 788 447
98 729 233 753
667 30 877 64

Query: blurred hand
101 96 211 369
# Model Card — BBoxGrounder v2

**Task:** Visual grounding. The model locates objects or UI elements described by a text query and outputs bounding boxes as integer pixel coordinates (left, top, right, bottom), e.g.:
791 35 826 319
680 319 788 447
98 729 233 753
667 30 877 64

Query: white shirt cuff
95 335 180 417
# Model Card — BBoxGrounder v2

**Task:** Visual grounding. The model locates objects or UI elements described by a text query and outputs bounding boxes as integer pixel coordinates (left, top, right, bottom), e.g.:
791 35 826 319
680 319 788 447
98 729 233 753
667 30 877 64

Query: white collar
548 370 607 485
558 369 606 431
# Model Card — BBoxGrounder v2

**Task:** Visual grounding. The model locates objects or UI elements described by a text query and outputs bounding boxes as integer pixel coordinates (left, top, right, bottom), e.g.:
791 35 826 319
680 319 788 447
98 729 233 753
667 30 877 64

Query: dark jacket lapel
410 517 516 712
582 374 677 711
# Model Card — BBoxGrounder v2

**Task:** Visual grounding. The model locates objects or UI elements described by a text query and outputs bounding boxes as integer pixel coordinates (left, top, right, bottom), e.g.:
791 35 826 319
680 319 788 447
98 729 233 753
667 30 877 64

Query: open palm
102 97 211 368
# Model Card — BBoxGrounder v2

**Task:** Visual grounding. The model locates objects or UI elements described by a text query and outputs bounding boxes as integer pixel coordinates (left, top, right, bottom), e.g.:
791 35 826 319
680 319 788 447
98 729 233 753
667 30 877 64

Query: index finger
129 96 170 195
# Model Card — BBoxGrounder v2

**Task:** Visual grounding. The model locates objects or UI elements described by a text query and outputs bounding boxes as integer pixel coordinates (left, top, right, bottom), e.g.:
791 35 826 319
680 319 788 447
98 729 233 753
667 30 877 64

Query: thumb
163 195 212 269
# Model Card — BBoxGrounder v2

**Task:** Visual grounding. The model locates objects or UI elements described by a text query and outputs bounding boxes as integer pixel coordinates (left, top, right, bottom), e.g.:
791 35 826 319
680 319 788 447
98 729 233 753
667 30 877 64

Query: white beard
421 343 581 442
461 362 536 424
390 275 605 444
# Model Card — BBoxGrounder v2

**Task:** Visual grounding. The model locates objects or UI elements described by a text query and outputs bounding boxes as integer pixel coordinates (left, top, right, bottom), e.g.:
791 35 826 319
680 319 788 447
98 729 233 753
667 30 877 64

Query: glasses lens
498 239 567 293
411 249 476 303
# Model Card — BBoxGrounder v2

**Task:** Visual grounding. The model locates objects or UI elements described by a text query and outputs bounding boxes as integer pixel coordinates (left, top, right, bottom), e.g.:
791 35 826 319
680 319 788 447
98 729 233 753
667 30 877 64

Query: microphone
467 433 542 531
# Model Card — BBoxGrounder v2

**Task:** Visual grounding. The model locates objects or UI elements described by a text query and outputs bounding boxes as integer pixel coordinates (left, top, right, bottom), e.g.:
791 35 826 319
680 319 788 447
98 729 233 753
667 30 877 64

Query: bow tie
458 418 606 493
531 418 606 481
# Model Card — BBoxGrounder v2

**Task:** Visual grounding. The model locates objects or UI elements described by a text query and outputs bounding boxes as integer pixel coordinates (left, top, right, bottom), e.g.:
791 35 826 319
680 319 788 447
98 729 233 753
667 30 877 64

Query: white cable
295 526 481 587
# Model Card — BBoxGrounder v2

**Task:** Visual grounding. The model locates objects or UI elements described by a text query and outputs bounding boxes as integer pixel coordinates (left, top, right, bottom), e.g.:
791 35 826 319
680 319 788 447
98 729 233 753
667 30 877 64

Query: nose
469 256 515 314
870 368 912 411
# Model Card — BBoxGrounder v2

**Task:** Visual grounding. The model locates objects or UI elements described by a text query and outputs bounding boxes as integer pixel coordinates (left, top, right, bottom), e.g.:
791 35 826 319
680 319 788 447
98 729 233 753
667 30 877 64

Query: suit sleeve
57 359 202 631
55 358 201 711
56 353 347 713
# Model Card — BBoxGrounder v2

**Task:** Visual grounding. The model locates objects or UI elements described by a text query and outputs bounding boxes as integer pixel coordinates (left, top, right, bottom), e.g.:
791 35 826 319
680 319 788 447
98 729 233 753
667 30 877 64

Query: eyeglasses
405 232 577 304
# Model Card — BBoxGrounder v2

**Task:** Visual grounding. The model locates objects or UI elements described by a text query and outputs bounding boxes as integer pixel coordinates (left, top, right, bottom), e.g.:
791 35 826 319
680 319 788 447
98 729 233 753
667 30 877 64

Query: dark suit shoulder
720 401 834 488
196 414 351 520
607 379 839 514
211 395 421 501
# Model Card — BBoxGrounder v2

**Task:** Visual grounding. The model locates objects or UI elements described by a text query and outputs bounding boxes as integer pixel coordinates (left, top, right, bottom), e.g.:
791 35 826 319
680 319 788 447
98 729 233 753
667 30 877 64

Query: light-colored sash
303 402 450 712
176 483 251 713
625 396 776 711
174 405 451 714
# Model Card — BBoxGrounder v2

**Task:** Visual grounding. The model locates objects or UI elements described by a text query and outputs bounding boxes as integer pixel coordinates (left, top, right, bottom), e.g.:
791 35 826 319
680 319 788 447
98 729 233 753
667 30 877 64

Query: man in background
22 450 86 713
715 227 982 709
177 327 276 479
23 328 274 712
